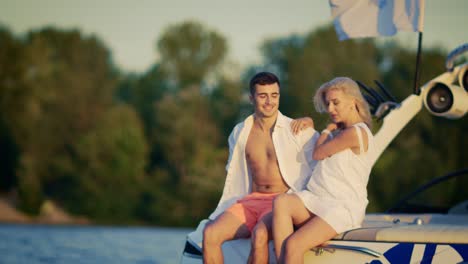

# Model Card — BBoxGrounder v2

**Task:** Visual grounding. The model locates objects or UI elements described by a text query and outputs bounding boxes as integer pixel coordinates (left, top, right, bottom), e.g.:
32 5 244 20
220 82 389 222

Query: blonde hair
313 77 372 128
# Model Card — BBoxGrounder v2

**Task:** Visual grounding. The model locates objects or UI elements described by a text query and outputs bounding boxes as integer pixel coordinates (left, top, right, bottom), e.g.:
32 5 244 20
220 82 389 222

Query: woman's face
324 89 355 124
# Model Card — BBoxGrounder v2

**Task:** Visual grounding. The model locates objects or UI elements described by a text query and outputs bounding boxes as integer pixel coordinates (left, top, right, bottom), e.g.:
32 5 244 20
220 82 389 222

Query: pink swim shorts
225 192 280 232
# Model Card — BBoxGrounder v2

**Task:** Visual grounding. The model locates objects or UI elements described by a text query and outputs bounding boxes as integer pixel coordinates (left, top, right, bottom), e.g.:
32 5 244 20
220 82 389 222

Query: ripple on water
0 224 191 264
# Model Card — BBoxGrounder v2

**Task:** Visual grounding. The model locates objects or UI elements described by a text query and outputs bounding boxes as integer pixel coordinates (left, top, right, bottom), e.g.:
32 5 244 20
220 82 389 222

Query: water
0 223 191 264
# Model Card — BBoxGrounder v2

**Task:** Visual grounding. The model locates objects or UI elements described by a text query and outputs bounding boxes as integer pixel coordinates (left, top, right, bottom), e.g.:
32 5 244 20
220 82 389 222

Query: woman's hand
325 123 338 132
291 117 314 135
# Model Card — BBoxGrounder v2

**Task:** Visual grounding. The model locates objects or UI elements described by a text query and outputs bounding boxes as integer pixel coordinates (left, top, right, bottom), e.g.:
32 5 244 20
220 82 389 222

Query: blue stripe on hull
372 243 468 264
384 243 414 264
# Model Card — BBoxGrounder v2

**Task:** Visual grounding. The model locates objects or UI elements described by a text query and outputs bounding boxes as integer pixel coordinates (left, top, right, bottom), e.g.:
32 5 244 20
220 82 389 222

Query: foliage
257 25 380 129
0 26 119 214
0 27 21 191
254 25 466 213
157 21 227 87
69 105 147 221
365 44 468 212
114 21 236 225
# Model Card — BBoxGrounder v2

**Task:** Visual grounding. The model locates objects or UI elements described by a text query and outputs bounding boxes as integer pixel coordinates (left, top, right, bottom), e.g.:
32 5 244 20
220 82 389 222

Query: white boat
180 45 468 263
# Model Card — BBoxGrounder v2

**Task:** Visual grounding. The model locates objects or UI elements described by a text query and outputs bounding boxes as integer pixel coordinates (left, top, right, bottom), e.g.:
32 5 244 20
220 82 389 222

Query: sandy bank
0 197 90 225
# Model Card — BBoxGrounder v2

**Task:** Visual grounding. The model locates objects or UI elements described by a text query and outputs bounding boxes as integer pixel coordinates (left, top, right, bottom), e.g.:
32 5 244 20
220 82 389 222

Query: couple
202 72 374 264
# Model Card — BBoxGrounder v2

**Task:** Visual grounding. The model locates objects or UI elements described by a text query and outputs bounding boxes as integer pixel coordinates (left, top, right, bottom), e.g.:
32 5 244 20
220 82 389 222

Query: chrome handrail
311 244 381 258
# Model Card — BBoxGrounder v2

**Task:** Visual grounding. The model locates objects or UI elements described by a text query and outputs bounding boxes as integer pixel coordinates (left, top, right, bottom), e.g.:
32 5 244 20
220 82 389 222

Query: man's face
250 83 280 118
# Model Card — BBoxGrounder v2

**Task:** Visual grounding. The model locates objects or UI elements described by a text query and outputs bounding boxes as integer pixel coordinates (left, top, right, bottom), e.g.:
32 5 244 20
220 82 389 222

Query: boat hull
180 239 468 264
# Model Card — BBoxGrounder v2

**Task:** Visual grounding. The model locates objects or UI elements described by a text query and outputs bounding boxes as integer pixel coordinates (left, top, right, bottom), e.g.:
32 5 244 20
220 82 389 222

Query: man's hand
291 117 314 135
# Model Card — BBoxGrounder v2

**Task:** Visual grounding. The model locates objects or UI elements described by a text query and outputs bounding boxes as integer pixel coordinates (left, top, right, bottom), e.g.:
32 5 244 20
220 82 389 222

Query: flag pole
414 0 425 95
413 32 423 95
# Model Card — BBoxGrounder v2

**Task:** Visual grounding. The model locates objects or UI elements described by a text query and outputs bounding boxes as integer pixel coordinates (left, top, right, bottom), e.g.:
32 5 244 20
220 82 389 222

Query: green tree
256 24 466 214
62 105 148 222
158 21 227 87
259 25 380 128
116 65 172 174
1 27 118 213
151 86 226 225
368 45 467 211
0 26 22 191
209 76 244 140
123 21 238 225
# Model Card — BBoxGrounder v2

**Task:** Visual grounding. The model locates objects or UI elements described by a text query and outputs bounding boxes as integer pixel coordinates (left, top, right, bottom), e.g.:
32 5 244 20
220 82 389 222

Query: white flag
329 0 425 41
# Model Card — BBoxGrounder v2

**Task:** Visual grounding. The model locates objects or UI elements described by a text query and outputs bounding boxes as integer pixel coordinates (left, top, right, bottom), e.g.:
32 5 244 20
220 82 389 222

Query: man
202 72 318 264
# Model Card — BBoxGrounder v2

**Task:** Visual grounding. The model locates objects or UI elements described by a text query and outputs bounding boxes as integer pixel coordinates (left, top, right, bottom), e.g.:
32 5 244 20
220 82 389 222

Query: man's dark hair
249 72 280 95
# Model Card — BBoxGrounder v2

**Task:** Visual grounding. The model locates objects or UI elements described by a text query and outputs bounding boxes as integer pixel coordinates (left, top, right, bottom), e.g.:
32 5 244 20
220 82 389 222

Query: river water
0 223 191 264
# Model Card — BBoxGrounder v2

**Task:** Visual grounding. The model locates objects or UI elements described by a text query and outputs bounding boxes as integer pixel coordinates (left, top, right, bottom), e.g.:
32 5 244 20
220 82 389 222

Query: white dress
296 122 374 234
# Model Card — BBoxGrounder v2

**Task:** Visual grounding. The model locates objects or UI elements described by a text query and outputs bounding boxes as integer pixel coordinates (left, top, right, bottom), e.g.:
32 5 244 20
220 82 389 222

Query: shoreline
0 197 90 226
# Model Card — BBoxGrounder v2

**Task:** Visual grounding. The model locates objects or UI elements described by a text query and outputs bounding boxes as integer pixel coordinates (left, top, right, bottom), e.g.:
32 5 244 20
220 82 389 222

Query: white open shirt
188 111 318 249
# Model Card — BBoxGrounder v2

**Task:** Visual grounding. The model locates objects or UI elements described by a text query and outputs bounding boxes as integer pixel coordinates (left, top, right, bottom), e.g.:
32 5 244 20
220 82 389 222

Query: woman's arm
313 124 360 160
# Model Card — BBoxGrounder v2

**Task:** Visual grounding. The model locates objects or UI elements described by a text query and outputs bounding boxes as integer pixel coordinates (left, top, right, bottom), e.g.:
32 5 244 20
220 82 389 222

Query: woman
272 77 375 263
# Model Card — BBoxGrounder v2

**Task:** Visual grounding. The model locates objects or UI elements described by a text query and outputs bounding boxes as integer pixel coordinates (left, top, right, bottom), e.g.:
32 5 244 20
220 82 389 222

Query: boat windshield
387 169 468 214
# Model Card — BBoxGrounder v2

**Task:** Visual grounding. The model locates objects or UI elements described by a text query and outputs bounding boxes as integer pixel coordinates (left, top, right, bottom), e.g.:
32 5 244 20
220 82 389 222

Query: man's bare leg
203 211 250 264
247 212 272 264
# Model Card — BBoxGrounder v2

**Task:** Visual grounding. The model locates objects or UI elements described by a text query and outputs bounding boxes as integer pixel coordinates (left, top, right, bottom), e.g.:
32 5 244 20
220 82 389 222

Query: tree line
0 21 466 226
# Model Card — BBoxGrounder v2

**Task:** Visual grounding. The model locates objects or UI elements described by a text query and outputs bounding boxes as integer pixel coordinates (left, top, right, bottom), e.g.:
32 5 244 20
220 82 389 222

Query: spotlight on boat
422 63 468 119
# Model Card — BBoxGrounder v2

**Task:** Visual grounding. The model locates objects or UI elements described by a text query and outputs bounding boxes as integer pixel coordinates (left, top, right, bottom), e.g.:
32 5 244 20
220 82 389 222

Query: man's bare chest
245 129 278 162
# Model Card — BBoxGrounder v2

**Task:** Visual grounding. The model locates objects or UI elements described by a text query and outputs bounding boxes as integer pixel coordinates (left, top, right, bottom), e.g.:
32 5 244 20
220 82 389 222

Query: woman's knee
273 193 293 213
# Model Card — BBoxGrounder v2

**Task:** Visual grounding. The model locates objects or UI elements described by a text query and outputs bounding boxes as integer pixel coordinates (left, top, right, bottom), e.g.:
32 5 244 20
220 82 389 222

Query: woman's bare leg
272 194 312 263
283 216 337 264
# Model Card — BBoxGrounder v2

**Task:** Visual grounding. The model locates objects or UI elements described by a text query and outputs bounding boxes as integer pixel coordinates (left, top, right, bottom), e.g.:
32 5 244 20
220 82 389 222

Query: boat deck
335 213 468 244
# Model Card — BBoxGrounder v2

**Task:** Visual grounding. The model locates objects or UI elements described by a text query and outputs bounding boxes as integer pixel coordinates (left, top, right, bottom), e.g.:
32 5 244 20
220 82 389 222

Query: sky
1 0 467 73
